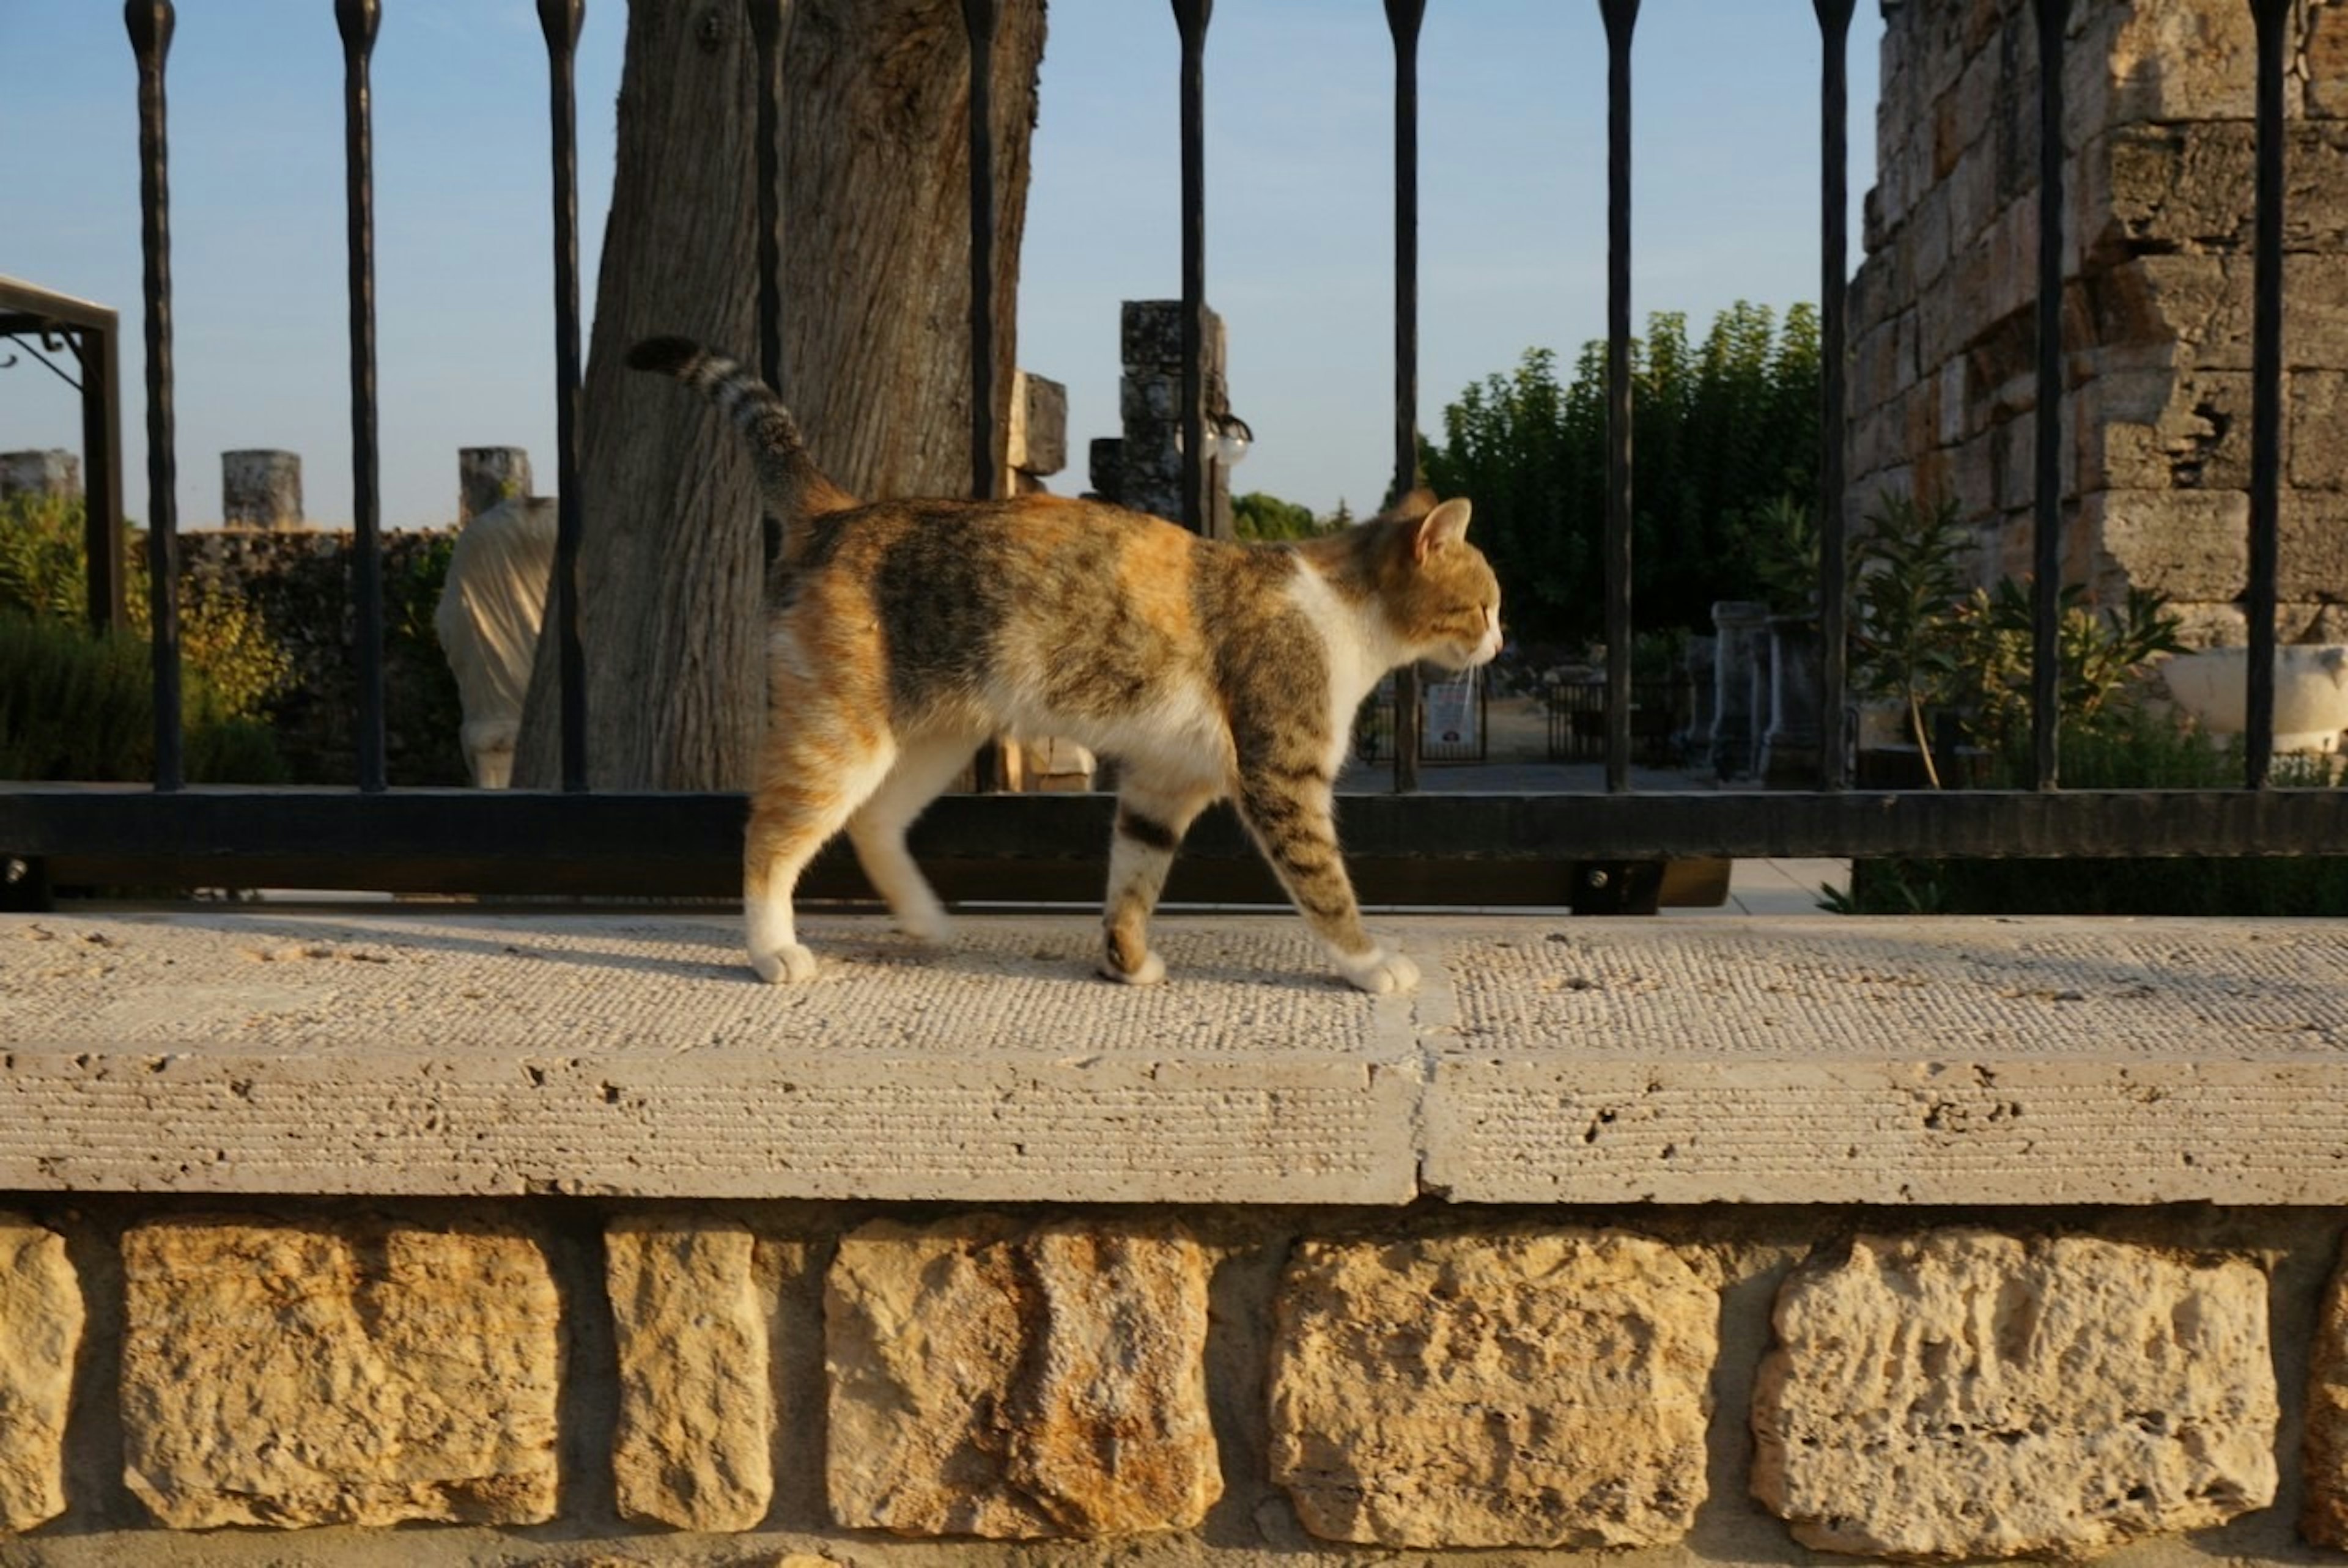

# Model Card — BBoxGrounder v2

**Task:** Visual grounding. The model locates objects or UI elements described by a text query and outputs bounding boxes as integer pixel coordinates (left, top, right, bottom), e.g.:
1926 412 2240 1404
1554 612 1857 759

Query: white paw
1340 948 1420 995
897 908 956 946
750 941 819 984
1099 949 1167 986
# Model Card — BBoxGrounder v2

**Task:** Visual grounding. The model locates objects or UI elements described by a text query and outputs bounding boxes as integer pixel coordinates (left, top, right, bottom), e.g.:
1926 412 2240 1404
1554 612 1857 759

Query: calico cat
629 336 1501 993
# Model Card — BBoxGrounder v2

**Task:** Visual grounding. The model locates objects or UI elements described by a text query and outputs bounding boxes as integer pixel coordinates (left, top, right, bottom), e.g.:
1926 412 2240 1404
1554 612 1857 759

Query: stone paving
3 905 2344 1206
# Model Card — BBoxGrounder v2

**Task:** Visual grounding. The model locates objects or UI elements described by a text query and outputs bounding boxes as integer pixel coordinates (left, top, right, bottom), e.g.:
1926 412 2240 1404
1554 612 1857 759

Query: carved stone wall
1847 0 2348 646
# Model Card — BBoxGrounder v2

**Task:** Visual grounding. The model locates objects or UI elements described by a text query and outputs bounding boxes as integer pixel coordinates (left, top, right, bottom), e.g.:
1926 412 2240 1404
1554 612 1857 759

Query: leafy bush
0 612 286 782
1422 301 1820 644
1831 698 2348 916
0 493 292 724
1233 491 1327 542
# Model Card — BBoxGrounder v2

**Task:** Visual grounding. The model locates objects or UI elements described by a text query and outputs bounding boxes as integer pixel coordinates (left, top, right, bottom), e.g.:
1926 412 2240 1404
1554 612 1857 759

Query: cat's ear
1410 498 1473 564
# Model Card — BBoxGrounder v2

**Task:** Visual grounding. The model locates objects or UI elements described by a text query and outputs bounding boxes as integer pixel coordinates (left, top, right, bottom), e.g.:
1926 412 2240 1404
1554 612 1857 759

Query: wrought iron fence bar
2245 0 2290 784
336 0 388 793
124 1 182 793
9 788 2346 878
1172 0 1211 537
2028 0 2069 790
747 1 785 430
962 0 1001 506
539 0 588 792
747 0 786 587
962 0 1006 794
1600 0 1639 793
1387 0 1425 795
1815 0 1855 791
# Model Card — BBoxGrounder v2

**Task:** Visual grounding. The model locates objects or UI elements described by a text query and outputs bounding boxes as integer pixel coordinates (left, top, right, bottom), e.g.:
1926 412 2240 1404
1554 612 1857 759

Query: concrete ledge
5 910 2347 1204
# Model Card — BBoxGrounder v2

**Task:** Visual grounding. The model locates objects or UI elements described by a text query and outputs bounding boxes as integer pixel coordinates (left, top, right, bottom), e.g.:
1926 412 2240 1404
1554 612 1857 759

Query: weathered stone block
2281 490 2348 602
1008 371 1068 477
2294 372 2348 491
220 449 303 531
2307 1237 2348 1547
2088 488 2248 604
1268 1228 1715 1550
827 1215 1217 1539
0 1215 79 1533
2091 2 2260 129
608 1214 772 1532
2314 4 2348 120
120 1215 559 1528
0 450 81 504
1754 1229 2276 1561
2088 370 2253 494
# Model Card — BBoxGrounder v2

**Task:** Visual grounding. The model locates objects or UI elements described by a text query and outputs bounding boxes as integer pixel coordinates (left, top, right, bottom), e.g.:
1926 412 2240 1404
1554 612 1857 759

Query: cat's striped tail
626 336 858 527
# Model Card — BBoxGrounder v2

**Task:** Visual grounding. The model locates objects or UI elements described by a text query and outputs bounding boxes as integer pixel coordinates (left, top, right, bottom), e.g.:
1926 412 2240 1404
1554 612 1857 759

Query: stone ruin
1846 0 2348 649
1089 299 1236 539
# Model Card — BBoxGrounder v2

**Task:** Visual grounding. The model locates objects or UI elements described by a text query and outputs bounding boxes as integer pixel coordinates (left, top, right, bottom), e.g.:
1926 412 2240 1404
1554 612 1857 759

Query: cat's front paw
750 941 820 984
897 908 956 946
1339 947 1420 995
1099 948 1167 986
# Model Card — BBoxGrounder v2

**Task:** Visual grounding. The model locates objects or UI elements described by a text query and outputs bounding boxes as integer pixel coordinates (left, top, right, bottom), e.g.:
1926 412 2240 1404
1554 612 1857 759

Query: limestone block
826 1215 1217 1539
2089 122 2348 259
2088 370 2253 494
2087 488 2249 605
1753 1229 2276 1561
0 1215 80 1533
2294 372 2348 492
220 449 303 531
0 450 81 503
120 1215 559 1528
608 1215 772 1532
2093 255 2348 372
2314 4 2348 120
2092 1 2259 128
2308 1239 2348 1546
1268 1228 1716 1550
1008 371 1068 477
2281 490 2348 602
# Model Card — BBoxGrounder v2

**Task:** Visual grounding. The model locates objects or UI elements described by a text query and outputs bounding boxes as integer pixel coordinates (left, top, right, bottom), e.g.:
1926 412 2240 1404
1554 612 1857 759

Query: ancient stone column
1087 438 1125 504
1760 613 1823 788
457 447 533 525
1682 635 1717 762
0 449 81 502
221 450 303 530
1120 300 1230 536
1708 601 1768 780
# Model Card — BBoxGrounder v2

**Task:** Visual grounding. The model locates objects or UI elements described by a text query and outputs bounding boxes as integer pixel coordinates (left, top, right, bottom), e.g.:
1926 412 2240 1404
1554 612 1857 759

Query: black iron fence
1 0 2340 911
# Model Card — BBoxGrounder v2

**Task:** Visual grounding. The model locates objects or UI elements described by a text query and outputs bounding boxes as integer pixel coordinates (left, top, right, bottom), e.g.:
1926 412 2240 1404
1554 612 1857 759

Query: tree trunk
515 0 1046 790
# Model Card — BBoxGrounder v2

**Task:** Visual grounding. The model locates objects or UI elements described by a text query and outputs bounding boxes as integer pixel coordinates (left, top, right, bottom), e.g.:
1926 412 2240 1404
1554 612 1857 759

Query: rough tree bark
515 0 1046 790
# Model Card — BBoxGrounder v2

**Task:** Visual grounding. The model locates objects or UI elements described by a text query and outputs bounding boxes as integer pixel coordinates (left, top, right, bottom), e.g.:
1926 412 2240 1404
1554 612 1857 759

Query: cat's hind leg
846 732 981 944
1099 779 1213 985
744 713 893 984
1235 764 1419 995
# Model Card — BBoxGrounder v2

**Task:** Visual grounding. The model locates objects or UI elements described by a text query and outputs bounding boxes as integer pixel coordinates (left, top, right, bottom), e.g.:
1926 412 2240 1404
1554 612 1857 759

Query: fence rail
0 0 2335 910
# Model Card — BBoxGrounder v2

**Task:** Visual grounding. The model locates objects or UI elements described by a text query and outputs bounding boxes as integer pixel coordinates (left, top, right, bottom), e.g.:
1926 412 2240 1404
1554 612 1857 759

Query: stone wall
2 1198 2345 1564
1847 0 2348 646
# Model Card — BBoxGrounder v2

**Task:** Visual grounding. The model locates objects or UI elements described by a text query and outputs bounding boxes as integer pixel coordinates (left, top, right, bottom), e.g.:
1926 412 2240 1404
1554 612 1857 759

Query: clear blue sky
1 1 1880 531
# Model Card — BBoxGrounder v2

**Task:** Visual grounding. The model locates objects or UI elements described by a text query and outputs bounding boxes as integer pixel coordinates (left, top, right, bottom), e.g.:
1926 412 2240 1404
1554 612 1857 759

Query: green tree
1232 491 1325 542
1422 301 1821 645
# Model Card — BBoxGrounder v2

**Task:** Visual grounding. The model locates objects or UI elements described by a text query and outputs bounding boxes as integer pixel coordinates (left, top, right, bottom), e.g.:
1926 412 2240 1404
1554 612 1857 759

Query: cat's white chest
1287 569 1390 757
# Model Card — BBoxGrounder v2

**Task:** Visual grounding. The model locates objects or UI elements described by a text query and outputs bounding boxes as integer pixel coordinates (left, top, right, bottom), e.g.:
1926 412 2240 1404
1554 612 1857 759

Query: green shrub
0 492 292 725
1831 702 2348 916
0 612 287 783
